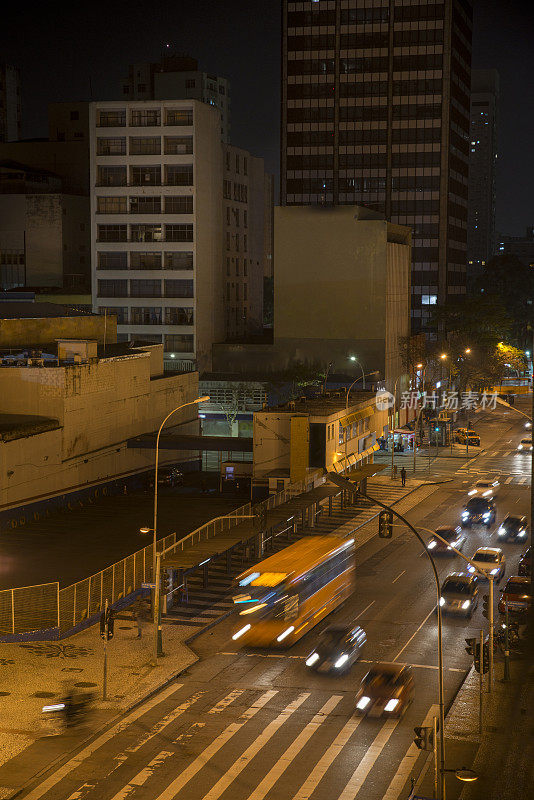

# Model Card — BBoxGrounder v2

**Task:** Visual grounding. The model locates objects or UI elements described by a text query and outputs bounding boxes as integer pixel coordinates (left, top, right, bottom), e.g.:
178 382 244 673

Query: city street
11 402 532 800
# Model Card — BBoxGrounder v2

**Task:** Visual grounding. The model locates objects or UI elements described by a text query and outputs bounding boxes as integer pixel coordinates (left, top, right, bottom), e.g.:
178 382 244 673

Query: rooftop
0 301 95 320
264 391 376 417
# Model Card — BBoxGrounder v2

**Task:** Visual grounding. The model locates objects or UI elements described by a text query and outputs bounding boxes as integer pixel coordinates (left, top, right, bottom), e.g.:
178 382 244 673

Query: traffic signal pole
488 576 494 689
478 629 484 735
103 598 109 701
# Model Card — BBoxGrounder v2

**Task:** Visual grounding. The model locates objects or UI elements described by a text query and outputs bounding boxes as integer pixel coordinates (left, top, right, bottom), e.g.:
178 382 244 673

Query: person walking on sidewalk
400 467 407 487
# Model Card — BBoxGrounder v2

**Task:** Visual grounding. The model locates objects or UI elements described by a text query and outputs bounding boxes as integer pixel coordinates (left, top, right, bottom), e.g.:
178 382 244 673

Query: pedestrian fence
0 469 325 639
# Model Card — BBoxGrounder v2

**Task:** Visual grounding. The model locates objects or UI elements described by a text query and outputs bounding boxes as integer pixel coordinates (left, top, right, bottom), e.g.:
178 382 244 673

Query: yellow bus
231 536 355 648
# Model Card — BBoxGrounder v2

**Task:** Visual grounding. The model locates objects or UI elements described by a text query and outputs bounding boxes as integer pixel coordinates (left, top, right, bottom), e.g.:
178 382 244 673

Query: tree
428 294 512 349
217 382 261 433
473 255 534 347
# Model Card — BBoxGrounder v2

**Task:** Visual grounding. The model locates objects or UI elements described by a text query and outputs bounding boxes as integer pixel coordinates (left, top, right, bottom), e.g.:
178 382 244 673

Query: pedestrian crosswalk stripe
199 693 311 800
152 690 278 800
108 750 174 800
505 476 513 484
127 690 205 754
246 695 343 800
381 704 439 800
208 689 244 714
292 714 363 800
337 718 400 799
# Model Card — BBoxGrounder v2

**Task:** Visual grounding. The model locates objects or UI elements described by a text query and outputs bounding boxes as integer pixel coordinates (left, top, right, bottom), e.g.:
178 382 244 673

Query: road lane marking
359 660 464 672
392 570 406 585
21 682 184 800
247 695 343 800
354 600 375 619
393 606 435 662
152 690 278 800
292 714 363 800
207 689 244 713
108 750 174 800
127 691 205 753
337 718 400 799
505 476 513 484
381 704 439 800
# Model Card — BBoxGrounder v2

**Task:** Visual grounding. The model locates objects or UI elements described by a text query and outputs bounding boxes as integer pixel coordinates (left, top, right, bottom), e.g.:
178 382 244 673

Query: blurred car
498 576 531 615
467 478 500 499
305 624 366 673
455 429 480 446
517 437 532 452
518 547 531 576
525 421 532 430
467 547 506 582
148 466 184 488
355 663 414 718
497 515 529 543
440 572 479 617
461 497 496 528
427 526 466 554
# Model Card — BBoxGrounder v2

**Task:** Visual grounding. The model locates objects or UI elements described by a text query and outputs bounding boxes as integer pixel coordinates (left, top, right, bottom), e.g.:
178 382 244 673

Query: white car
468 547 506 582
518 437 533 452
467 478 500 499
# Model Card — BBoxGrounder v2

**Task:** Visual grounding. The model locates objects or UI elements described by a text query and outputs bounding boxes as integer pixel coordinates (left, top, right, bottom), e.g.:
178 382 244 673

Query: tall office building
467 69 498 278
121 55 231 142
281 0 473 332
0 64 22 142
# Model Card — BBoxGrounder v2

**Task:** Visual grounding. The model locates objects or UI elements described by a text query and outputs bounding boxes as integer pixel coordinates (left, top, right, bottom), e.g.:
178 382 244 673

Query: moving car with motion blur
455 429 480 446
498 576 531 615
467 547 506 582
355 663 414 718
497 515 529 543
305 624 366 673
517 437 532 452
426 526 466 554
440 572 479 617
461 497 496 528
518 546 531 576
467 478 500 499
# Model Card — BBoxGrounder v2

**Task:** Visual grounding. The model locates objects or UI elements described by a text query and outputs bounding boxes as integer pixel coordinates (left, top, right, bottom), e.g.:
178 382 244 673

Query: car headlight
468 566 475 573
490 568 499 575
356 695 371 710
462 512 469 519
451 540 461 548
334 654 349 669
232 624 251 641
483 490 491 497
498 526 505 536
519 531 527 537
439 597 445 606
518 444 523 450
427 541 437 549
276 626 295 642
305 652 320 667
384 698 399 712
483 513 491 520
468 490 477 496
461 600 471 609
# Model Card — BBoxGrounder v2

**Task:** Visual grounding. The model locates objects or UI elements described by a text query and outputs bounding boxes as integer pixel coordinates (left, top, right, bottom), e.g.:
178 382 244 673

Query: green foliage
473 255 534 346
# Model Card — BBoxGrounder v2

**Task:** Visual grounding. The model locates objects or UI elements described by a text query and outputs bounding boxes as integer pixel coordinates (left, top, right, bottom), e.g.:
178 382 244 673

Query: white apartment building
90 99 224 372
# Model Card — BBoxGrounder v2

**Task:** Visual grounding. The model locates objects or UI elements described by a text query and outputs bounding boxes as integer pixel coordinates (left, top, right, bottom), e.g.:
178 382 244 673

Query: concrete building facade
0 64 21 142
467 69 499 278
0 301 115 348
280 0 473 332
497 227 534 268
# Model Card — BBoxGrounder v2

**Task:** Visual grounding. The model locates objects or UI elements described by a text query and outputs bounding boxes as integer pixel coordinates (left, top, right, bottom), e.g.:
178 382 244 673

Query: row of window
97 196 193 214
287 78 442 101
287 3 445 27
223 180 248 203
97 136 193 156
225 232 248 252
97 251 193 270
286 127 442 146
226 282 248 301
97 279 194 298
226 206 248 228
287 55 444 77
99 306 193 326
120 332 194 352
97 109 192 128
226 256 249 277
224 151 248 175
286 152 441 170
287 29 444 51
96 165 193 187
97 224 193 242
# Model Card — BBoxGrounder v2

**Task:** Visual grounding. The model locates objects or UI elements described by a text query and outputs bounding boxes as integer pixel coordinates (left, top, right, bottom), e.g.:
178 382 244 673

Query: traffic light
413 726 433 751
160 570 171 595
482 594 490 619
100 607 114 641
482 642 489 674
378 510 393 538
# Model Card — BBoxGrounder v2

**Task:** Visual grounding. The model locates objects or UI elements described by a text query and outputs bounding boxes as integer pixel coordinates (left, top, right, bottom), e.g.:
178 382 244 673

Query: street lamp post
349 355 366 389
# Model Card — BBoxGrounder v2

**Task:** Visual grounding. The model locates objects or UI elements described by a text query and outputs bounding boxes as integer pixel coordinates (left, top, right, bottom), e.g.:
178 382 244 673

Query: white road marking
247 695 343 800
518 477 527 484
393 606 435 662
505 476 513 484
381 705 439 800
108 751 174 800
392 570 406 585
354 600 375 619
152 690 278 800
207 689 244 713
292 714 363 800
128 691 205 753
337 718 400 799
65 785 95 800
21 683 184 800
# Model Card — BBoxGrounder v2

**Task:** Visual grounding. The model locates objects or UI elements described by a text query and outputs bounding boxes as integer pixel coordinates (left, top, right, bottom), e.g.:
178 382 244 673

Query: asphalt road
14 401 532 800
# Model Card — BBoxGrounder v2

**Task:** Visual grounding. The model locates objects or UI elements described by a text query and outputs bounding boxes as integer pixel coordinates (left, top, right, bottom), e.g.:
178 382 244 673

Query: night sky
2 0 532 236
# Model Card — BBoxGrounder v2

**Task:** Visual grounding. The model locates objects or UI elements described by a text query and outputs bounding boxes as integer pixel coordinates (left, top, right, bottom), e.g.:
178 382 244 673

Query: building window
129 137 161 155
165 109 193 126
243 210 247 228
130 279 162 297
97 252 128 270
97 110 126 127
185 79 195 89
243 234 247 252
97 137 126 155
97 166 127 186
421 294 438 305
137 84 147 93
165 334 194 352
243 157 248 176
131 333 162 344
98 305 128 324
164 279 194 297
164 136 193 154
165 196 193 214
130 196 161 214
164 252 193 270
97 224 127 242
165 165 193 186
244 283 247 301
130 109 161 127
130 252 161 270
166 224 193 242
130 306 162 325
243 260 248 276
226 257 230 276
165 307 194 325
97 279 128 297
235 154 240 173
130 224 162 242
130 165 161 186
97 196 127 214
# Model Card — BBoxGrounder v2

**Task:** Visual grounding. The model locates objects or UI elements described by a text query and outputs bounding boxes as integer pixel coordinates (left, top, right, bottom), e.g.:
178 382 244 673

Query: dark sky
2 0 533 235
